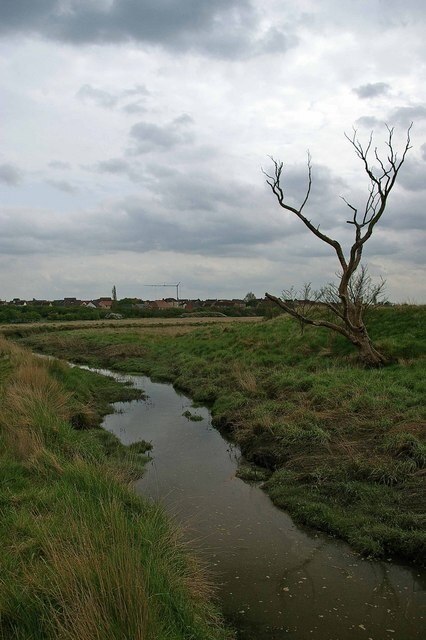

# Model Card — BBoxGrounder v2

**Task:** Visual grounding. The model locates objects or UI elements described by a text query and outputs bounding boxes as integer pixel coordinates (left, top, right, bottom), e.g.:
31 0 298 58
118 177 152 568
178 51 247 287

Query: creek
95 367 425 640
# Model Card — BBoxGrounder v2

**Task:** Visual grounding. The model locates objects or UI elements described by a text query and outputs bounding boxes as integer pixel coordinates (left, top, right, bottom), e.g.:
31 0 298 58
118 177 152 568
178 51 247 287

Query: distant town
0 291 397 325
0 293 281 323
1 295 263 310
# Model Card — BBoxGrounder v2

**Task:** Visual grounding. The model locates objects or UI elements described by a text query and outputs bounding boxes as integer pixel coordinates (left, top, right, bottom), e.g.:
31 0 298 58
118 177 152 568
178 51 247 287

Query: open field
9 305 425 565
0 337 232 640
0 315 261 335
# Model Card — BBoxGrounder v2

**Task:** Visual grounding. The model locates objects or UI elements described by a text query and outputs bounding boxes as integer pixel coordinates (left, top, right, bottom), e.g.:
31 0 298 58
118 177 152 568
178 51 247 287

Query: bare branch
265 292 352 339
264 154 347 270
341 123 413 283
299 151 312 212
264 124 412 366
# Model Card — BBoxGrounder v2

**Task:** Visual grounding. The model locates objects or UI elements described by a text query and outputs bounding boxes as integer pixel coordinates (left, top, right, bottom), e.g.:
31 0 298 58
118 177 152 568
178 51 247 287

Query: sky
1 0 425 303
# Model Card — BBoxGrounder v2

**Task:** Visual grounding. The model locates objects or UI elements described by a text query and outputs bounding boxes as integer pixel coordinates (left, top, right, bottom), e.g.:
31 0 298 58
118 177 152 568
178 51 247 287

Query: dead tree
264 125 412 367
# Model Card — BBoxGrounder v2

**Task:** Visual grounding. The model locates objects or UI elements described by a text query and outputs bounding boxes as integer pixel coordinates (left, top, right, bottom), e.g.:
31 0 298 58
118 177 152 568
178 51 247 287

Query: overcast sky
1 0 425 302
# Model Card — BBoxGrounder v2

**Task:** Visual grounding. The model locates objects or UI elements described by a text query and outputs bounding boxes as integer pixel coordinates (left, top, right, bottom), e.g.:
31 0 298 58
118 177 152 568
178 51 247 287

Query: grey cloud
179 12 297 59
94 158 143 182
378 191 425 231
104 162 347 255
145 162 182 180
262 157 425 261
129 116 194 154
355 116 383 128
357 106 426 131
0 163 301 258
91 194 293 257
364 229 426 268
173 114 194 126
146 167 249 213
97 159 132 174
0 198 276 258
396 158 426 192
0 205 77 255
263 160 347 228
58 0 251 46
421 143 426 161
0 0 56 34
398 241 426 266
281 163 346 206
77 83 150 111
0 163 23 185
299 0 426 34
1 162 423 270
47 179 77 193
0 0 277 59
360 236 400 257
48 160 71 170
122 84 150 98
121 86 150 114
122 102 147 115
353 82 390 99
76 84 118 108
389 105 426 126
260 26 297 54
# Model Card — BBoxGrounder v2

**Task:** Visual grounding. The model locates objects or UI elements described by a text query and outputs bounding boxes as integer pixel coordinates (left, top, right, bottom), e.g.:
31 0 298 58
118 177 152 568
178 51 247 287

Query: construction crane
144 282 181 301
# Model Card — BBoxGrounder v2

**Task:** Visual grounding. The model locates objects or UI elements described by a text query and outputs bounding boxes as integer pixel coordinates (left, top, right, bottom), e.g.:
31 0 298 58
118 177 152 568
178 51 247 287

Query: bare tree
264 125 412 367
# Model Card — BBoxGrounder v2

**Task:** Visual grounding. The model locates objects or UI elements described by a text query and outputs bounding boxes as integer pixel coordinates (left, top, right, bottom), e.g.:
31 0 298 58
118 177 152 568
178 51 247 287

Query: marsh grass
11 306 426 563
0 338 232 640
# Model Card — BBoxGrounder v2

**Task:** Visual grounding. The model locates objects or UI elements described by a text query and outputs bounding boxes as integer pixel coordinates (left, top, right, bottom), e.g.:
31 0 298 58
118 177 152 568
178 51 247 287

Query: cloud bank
0 0 425 302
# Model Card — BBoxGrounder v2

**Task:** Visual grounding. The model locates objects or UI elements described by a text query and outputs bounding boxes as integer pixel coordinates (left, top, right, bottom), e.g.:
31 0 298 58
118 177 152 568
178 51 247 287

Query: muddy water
98 369 425 640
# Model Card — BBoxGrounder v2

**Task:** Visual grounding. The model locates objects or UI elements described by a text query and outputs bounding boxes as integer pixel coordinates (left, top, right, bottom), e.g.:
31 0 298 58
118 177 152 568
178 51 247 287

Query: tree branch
263 156 347 271
265 293 352 339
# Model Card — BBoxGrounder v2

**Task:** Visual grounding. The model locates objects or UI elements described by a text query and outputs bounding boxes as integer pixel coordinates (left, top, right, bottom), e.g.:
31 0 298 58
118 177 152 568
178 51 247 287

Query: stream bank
0 341 231 640
15 309 426 565
99 368 425 640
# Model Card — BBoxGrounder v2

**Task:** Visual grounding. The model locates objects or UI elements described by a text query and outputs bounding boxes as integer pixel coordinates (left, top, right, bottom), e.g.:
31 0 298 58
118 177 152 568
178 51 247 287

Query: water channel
96 368 425 640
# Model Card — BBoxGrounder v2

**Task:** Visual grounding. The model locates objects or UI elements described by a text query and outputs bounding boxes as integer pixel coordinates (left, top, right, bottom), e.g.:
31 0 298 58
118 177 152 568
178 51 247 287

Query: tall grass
0 338 232 640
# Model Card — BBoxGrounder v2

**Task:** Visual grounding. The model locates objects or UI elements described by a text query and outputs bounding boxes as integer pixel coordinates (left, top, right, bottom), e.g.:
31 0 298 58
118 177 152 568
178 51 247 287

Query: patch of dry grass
35 496 150 640
232 362 258 394
0 342 71 473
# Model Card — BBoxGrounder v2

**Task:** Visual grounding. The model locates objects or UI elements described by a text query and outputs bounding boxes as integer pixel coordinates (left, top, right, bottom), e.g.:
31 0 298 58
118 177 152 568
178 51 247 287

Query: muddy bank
99 369 425 640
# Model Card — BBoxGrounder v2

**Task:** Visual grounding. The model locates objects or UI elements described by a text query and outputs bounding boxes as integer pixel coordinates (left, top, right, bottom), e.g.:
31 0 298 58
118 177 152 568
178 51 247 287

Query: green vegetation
235 464 272 483
0 304 107 324
7 305 426 565
0 338 232 640
0 298 274 325
182 410 204 422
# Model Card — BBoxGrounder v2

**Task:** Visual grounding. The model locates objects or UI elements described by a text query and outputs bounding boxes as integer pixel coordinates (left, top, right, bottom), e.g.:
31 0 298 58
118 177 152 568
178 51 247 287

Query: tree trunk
342 299 388 367
349 329 387 367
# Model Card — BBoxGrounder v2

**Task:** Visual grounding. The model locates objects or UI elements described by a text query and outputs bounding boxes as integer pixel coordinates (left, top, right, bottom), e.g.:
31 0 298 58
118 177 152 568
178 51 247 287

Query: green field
0 337 232 640
10 306 426 566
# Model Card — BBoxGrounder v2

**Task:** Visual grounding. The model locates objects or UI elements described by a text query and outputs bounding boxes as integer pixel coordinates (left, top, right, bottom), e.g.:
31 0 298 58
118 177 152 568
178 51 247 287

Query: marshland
1 305 425 638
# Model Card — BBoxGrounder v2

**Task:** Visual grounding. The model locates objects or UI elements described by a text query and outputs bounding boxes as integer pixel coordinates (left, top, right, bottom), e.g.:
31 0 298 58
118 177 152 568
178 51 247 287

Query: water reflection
97 369 425 640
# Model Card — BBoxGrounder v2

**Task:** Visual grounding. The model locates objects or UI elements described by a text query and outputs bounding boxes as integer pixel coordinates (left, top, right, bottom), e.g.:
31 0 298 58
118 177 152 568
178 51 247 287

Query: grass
0 337 232 640
7 305 426 565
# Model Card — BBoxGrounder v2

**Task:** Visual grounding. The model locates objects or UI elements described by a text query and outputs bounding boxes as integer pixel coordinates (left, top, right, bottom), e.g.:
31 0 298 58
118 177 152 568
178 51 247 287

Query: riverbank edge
10 307 425 567
0 337 233 640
